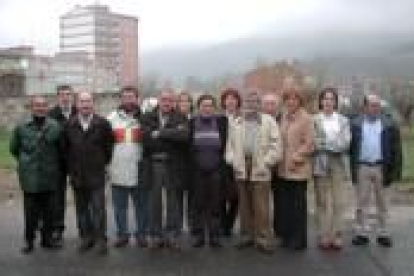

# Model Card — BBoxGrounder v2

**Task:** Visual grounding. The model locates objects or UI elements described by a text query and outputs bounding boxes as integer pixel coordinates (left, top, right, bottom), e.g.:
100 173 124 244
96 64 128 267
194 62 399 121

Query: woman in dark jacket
190 94 228 248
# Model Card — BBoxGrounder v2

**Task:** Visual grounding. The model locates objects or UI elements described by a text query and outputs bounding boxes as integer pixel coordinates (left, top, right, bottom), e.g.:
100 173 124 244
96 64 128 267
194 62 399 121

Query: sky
0 0 413 55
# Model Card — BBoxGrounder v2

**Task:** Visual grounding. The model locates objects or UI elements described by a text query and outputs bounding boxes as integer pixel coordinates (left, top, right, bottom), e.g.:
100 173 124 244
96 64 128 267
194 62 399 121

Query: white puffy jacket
107 109 143 187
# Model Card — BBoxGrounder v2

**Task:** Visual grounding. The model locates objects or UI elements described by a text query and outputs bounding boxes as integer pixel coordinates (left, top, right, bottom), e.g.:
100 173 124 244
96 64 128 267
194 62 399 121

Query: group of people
10 84 402 256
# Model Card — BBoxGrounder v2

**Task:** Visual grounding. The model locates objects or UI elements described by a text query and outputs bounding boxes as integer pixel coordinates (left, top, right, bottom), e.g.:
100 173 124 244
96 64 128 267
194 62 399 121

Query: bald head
77 92 94 116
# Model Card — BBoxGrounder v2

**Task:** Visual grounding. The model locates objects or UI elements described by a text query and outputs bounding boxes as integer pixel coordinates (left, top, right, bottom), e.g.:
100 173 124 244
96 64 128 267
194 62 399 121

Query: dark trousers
271 174 283 237
193 169 221 240
23 191 54 244
73 186 107 243
111 185 149 239
219 164 239 235
52 173 68 234
279 178 308 247
149 161 180 240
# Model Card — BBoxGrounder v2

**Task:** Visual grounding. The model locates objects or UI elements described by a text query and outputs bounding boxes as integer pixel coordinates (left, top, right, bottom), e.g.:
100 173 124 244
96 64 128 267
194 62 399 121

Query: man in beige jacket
225 89 282 253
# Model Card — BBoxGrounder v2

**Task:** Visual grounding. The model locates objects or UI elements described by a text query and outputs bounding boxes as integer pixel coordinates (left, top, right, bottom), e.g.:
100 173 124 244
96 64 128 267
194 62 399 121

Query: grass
400 126 414 185
0 129 15 170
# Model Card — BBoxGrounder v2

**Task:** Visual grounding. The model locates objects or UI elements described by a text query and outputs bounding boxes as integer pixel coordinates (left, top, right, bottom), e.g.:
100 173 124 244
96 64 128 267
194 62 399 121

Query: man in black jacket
141 89 189 249
350 93 402 248
65 92 114 255
48 85 77 245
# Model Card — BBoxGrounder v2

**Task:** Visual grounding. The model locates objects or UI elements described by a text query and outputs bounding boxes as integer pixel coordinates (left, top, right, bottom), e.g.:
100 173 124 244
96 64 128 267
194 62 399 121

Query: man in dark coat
10 96 63 254
48 84 77 244
350 93 402 248
64 92 114 255
141 89 189 249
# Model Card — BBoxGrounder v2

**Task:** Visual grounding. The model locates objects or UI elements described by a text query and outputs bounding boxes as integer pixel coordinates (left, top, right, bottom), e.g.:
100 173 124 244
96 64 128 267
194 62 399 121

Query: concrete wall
0 93 120 131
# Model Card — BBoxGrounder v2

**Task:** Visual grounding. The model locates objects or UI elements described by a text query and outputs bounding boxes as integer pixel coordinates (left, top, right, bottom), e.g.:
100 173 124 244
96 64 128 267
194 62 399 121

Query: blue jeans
111 185 149 239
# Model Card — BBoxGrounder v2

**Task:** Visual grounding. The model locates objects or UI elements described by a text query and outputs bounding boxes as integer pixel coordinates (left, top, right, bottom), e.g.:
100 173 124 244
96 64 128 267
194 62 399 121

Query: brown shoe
256 244 274 254
235 238 254 250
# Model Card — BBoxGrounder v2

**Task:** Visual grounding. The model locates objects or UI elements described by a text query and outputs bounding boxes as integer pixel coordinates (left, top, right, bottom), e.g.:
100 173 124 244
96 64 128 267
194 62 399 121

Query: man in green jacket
10 95 64 254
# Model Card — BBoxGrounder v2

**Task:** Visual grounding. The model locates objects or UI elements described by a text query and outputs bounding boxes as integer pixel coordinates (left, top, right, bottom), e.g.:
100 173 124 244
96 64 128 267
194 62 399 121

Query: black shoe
148 237 164 249
221 228 232 238
193 238 205 248
165 238 181 250
288 242 307 251
41 240 62 250
209 238 222 249
21 243 34 254
97 241 108 255
352 235 369 246
135 236 148 248
114 237 129 248
377 236 392 248
53 231 63 244
281 239 290 248
78 239 95 253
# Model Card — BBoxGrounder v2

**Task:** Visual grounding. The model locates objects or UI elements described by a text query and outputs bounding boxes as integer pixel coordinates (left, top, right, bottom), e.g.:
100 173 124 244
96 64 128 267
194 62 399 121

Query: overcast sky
0 0 412 55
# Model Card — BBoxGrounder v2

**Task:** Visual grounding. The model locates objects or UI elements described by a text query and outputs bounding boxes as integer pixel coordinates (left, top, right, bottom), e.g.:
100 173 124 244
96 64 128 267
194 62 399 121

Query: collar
236 112 262 124
78 113 93 124
27 116 50 130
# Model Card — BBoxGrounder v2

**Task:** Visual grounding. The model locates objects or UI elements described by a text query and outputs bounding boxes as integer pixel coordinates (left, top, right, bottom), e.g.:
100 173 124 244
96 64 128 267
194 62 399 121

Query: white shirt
60 104 73 120
321 112 340 143
360 118 383 163
78 114 93 131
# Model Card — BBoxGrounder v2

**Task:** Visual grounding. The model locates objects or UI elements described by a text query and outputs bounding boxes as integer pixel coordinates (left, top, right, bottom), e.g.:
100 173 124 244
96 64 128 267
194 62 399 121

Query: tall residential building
59 4 139 92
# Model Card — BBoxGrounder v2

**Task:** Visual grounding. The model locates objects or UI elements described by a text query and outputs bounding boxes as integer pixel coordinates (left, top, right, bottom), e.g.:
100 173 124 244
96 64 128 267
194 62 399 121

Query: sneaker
377 236 392 248
352 235 369 246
